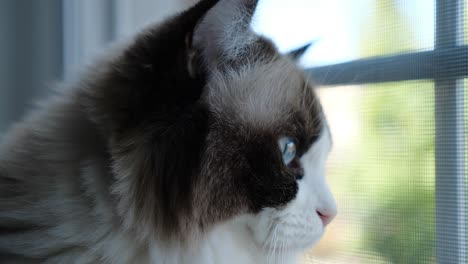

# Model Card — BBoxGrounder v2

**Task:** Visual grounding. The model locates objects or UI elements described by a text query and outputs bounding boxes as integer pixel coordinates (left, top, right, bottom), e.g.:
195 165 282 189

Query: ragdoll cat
0 0 337 263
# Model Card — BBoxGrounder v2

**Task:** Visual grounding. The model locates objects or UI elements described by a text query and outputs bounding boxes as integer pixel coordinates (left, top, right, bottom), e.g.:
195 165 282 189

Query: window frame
307 0 467 263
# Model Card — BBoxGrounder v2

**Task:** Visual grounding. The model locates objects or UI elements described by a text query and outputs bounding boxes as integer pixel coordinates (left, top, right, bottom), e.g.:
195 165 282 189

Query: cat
0 0 337 263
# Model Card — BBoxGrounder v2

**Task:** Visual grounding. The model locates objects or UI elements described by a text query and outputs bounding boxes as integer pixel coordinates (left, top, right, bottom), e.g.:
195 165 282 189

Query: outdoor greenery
312 1 468 263
341 1 436 263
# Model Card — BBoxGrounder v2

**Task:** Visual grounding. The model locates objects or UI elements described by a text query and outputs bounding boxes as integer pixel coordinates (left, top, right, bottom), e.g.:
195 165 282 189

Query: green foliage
354 0 437 262
351 81 436 263
360 1 414 58
364 192 435 264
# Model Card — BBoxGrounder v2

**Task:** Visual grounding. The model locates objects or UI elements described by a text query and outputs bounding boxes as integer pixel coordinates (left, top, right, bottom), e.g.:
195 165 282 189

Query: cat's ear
287 42 315 61
287 43 312 61
192 0 261 70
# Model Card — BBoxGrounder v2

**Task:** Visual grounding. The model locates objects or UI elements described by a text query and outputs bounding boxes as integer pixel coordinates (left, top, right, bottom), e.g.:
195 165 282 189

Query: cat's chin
258 246 301 264
262 245 304 255
261 233 323 254
244 214 326 257
248 226 325 261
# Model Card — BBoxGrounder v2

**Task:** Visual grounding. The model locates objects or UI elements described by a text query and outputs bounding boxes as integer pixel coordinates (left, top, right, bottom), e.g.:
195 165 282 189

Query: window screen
254 0 467 263
308 82 437 263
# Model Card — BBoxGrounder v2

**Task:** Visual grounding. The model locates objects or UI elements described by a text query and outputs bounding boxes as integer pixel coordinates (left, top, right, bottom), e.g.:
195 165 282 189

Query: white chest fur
144 218 297 264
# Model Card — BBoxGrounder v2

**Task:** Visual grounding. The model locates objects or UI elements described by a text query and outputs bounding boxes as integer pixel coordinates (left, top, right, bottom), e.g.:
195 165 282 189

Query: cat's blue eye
278 137 296 165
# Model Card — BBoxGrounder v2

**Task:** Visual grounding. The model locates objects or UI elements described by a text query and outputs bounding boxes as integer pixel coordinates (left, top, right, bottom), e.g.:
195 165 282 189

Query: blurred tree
355 0 436 263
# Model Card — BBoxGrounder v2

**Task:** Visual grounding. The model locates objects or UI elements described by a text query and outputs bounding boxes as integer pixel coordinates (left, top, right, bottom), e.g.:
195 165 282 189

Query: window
66 1 466 261
253 0 467 263
1 0 465 263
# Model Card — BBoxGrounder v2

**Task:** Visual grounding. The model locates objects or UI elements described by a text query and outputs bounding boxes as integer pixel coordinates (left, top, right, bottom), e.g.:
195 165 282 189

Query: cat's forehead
204 56 322 135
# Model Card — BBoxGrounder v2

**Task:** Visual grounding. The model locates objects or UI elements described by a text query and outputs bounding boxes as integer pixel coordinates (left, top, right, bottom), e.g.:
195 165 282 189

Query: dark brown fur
78 0 322 239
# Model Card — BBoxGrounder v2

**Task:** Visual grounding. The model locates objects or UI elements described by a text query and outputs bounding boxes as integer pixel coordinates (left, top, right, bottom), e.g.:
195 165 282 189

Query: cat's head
80 0 336 255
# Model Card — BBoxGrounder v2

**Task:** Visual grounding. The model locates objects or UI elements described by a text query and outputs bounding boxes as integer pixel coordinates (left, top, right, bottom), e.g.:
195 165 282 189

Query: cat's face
201 91 336 254
81 0 336 253
246 126 336 253
196 53 337 254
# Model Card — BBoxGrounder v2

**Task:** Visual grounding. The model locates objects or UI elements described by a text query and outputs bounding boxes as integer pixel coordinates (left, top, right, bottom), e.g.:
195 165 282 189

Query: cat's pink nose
316 209 336 226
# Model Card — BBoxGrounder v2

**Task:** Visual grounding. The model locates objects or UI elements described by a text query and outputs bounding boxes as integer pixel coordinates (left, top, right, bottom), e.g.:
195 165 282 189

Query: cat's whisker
263 224 276 264
281 239 286 264
270 224 280 263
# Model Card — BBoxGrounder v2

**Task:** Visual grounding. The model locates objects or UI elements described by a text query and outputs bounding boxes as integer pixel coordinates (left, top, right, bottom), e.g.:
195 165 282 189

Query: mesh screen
303 82 437 263
356 1 434 59
253 0 435 67
466 2 468 44
289 1 467 263
0 0 466 263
